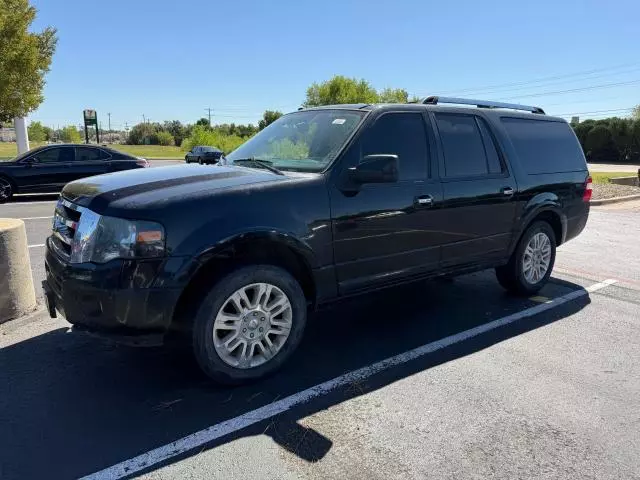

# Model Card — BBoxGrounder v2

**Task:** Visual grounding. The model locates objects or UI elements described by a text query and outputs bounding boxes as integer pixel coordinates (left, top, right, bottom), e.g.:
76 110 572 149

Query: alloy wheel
212 283 293 369
522 232 552 284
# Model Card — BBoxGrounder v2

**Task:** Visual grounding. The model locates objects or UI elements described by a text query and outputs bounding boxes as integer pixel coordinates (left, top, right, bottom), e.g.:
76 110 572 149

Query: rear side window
360 112 429 180
76 147 109 161
501 118 586 174
435 113 503 178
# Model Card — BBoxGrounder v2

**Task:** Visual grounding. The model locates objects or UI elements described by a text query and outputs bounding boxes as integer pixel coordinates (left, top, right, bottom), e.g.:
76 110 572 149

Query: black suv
43 97 591 384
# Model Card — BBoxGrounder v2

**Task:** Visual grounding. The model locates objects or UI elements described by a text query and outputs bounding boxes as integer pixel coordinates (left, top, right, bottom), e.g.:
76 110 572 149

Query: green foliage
59 125 81 143
265 138 309 160
154 130 175 146
162 120 186 146
304 76 410 107
633 105 640 120
27 121 47 141
258 110 283 130
196 117 211 127
127 122 158 145
182 125 245 154
571 116 640 162
0 0 57 122
378 87 409 103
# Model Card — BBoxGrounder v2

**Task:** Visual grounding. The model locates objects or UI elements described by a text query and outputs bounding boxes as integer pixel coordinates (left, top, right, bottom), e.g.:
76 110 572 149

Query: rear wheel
192 265 307 384
496 221 556 296
0 177 13 203
198 157 203 165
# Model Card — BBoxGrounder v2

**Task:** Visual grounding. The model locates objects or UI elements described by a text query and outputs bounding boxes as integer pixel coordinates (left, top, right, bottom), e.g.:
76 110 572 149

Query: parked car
0 144 148 203
43 97 591 384
185 145 223 164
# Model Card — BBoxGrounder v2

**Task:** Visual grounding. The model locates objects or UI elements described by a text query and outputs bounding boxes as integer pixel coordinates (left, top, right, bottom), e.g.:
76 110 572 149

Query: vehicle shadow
0 272 591 480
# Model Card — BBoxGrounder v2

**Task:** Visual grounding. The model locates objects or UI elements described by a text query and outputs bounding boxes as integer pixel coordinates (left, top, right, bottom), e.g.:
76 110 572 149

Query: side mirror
348 154 399 184
22 157 36 165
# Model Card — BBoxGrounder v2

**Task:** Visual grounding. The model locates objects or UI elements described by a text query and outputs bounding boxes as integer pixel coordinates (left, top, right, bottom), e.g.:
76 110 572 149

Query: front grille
52 198 83 258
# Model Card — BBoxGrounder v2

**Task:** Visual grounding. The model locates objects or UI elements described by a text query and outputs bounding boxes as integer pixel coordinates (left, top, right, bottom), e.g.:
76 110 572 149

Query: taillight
136 159 149 168
583 176 593 202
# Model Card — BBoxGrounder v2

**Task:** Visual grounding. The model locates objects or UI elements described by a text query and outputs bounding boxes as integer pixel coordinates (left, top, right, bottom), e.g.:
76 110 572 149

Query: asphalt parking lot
1 190 639 479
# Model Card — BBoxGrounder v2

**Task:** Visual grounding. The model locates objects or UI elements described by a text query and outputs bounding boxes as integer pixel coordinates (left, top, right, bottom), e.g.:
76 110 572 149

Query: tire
0 176 14 203
192 265 307 384
495 221 556 296
185 157 190 163
198 157 203 165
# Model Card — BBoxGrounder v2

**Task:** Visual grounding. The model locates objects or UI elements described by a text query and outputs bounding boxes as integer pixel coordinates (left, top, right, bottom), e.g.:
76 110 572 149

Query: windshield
226 109 365 172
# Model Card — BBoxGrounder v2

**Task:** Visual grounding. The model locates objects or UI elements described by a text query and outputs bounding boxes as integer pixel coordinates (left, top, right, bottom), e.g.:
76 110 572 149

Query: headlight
70 213 165 264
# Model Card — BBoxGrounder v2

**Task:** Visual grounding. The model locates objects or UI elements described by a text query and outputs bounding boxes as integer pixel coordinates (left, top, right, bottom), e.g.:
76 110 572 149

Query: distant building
0 128 16 142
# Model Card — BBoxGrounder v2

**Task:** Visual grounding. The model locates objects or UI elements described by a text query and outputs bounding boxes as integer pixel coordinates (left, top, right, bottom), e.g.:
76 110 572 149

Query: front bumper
43 238 184 340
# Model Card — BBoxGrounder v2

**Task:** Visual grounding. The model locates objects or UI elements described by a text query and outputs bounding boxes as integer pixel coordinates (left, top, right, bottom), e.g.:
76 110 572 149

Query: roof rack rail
421 96 545 115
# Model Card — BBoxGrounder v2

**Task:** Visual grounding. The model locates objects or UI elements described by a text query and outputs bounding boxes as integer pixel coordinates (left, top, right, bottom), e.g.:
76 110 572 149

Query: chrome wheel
0 178 12 202
213 283 293 369
522 232 551 284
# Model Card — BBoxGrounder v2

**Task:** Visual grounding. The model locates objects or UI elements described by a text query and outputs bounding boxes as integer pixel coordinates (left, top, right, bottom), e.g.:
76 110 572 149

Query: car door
70 146 110 182
330 111 444 294
189 147 199 162
22 146 75 191
430 111 517 267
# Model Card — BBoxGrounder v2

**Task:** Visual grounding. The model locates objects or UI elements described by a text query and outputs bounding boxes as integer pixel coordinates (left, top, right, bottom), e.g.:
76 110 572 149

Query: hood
62 164 289 213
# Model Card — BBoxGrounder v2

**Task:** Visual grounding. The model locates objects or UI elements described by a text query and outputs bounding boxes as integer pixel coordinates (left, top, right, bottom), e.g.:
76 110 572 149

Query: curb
0 305 47 334
590 194 640 206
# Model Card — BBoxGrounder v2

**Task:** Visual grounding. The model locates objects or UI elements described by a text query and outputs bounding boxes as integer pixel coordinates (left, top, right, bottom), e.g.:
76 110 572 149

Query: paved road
588 162 640 173
0 199 638 479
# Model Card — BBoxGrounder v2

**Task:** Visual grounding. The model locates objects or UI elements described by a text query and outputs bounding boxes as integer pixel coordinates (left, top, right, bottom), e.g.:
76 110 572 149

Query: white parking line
81 278 616 480
20 216 52 220
28 244 45 249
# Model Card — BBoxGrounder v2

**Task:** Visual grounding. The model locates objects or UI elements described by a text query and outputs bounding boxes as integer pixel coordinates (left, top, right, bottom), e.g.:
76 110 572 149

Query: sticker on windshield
332 118 346 125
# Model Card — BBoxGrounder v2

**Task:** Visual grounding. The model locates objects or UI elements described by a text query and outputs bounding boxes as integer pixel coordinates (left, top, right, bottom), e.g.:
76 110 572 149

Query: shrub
59 125 81 143
182 125 245 154
154 130 175 146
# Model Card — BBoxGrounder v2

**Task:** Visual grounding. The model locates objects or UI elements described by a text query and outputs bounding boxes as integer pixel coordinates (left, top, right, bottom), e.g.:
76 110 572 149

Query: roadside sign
83 109 99 143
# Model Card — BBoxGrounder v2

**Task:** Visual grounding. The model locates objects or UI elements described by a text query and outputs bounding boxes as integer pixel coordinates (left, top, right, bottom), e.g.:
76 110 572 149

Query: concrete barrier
0 219 36 323
610 176 639 187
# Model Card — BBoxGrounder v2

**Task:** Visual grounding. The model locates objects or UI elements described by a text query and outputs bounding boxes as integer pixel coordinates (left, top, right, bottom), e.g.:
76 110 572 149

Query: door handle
415 195 433 207
501 187 514 196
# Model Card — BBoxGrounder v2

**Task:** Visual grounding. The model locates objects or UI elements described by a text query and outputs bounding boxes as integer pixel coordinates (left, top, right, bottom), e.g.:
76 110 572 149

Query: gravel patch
592 183 640 200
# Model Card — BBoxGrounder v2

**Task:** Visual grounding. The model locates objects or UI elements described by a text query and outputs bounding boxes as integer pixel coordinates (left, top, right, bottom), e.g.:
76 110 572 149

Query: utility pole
107 112 111 131
142 114 146 124
205 107 213 125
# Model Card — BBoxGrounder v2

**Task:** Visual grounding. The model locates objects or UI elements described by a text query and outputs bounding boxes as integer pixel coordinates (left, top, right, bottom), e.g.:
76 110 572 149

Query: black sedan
0 144 148 203
185 145 223 164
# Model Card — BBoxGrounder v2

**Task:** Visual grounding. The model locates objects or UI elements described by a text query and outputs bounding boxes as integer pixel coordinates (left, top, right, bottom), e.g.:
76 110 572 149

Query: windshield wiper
231 157 284 175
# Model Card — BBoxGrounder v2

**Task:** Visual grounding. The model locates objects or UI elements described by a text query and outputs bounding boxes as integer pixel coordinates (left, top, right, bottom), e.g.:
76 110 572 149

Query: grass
0 142 184 160
590 172 634 184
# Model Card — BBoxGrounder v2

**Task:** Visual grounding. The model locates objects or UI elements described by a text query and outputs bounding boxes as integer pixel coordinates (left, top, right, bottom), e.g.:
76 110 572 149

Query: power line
552 108 633 116
438 61 640 96
501 78 640 100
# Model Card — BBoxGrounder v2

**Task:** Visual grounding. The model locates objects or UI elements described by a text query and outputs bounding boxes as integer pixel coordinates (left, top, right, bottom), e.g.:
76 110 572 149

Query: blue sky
30 0 640 129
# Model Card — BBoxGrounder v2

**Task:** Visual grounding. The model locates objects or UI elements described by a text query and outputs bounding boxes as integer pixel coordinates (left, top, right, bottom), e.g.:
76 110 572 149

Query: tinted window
501 118 586 174
435 113 488 177
360 112 428 180
476 118 503 174
34 147 73 163
76 147 108 161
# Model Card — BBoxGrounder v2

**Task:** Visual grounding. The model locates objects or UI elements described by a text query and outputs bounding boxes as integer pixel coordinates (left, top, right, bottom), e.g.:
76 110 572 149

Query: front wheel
198 157 203 165
0 177 13 203
496 221 556 296
192 265 307 384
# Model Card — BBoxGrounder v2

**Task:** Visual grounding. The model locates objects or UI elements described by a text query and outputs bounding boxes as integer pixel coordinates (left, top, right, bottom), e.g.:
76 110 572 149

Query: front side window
359 112 429 180
76 147 106 161
226 110 365 172
34 147 73 163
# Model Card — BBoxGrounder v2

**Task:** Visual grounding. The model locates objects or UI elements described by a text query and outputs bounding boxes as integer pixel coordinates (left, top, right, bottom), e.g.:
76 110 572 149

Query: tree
59 125 81 143
196 117 211 128
27 120 47 141
162 120 186 146
304 76 380 107
127 122 158 145
378 88 409 103
0 0 57 122
258 110 283 130
153 130 175 146
633 105 640 120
